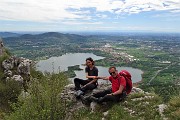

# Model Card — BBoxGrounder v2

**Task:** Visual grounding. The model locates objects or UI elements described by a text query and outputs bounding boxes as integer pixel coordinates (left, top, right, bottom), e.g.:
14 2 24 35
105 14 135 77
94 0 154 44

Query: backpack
119 70 132 94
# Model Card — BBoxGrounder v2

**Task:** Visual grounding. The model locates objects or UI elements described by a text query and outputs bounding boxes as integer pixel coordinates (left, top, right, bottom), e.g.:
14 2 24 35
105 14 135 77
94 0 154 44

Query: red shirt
109 74 126 93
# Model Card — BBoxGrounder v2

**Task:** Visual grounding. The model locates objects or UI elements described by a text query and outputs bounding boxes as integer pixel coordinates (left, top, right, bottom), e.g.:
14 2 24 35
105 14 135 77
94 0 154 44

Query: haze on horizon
0 0 180 33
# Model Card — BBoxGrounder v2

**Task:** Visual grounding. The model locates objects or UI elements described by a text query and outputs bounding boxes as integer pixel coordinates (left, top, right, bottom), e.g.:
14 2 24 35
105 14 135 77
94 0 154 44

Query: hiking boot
74 90 84 98
97 97 103 103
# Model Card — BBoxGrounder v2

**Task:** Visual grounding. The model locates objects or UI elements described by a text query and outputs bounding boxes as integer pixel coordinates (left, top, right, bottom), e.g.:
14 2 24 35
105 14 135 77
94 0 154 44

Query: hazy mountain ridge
2 32 91 59
19 32 87 41
4 32 88 44
0 32 20 38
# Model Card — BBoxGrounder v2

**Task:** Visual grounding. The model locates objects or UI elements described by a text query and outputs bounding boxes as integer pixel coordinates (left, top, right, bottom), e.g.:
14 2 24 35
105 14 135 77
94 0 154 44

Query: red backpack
119 70 132 94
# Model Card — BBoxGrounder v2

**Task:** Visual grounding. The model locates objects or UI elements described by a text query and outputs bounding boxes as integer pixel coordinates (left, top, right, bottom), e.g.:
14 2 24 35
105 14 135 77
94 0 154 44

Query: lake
36 53 143 83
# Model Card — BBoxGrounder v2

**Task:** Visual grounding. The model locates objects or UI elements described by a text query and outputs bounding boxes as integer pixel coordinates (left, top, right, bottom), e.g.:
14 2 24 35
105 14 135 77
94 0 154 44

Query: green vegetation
0 53 21 119
164 96 180 119
72 93 163 120
72 107 103 120
0 54 8 80
64 65 83 78
68 65 83 71
1 51 72 119
5 71 69 120
0 80 22 119
140 82 180 102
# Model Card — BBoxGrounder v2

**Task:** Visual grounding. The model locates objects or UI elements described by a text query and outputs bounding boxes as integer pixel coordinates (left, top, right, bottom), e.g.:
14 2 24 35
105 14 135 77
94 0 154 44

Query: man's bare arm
97 76 109 80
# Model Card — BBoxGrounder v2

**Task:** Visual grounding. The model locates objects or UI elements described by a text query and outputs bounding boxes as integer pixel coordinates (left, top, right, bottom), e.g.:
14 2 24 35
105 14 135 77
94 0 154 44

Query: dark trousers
74 78 97 92
93 88 126 103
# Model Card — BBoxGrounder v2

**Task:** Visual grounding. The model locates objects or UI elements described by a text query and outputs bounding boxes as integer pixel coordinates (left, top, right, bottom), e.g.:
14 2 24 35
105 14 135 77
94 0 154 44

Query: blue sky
0 0 180 33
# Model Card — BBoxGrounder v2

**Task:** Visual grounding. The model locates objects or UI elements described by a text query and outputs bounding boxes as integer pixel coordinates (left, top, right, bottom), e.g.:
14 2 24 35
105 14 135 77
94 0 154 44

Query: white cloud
96 14 108 18
0 0 180 22
171 9 180 13
153 12 180 18
0 0 83 22
62 21 103 25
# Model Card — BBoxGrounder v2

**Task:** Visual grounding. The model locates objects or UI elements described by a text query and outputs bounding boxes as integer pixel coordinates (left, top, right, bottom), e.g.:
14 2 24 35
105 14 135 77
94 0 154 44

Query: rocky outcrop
11 75 24 83
158 104 168 120
4 69 13 77
0 38 4 56
61 83 112 120
2 57 15 70
61 84 168 120
2 56 32 82
17 58 32 75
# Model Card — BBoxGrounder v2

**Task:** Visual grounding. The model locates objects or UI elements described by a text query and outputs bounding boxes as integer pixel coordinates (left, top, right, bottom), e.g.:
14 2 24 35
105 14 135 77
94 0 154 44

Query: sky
0 0 180 33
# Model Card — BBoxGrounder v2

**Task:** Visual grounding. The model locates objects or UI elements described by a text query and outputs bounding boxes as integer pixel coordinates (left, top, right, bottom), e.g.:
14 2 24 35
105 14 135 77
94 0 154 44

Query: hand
94 76 98 79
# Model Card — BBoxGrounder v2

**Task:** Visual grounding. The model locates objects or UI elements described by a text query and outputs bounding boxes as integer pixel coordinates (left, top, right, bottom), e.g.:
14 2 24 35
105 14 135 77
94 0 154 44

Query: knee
74 78 79 83
104 95 111 99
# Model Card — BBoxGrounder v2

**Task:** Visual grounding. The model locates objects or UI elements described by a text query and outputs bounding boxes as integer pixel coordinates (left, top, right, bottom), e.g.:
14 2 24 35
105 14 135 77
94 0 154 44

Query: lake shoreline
36 53 143 83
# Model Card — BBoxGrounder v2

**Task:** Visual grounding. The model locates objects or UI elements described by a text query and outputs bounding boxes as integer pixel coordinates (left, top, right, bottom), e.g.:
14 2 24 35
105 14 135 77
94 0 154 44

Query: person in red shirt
82 66 127 104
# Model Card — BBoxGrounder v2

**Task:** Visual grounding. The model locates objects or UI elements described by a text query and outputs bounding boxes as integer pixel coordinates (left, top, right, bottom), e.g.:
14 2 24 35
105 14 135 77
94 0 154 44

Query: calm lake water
36 53 143 83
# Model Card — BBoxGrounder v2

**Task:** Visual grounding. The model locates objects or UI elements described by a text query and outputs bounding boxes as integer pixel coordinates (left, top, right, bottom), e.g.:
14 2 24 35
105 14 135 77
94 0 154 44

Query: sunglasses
109 72 116 75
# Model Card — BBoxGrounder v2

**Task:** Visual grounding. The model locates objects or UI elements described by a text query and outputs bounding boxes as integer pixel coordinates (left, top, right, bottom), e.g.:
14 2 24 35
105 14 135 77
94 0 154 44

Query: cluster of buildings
82 43 139 63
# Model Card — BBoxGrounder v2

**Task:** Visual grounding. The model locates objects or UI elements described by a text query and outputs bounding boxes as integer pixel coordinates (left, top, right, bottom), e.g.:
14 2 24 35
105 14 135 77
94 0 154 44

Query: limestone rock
158 104 167 120
60 84 76 102
90 102 98 113
2 57 32 81
131 96 154 101
2 58 14 70
65 84 75 91
11 75 23 83
20 90 30 98
17 58 32 75
131 87 144 94
4 69 13 77
103 111 109 117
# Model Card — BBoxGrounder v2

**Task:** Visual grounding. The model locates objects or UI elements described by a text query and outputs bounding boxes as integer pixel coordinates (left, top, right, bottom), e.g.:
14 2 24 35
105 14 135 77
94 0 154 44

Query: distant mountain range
0 32 21 38
1 32 92 59
20 32 86 40
2 32 90 50
3 32 88 45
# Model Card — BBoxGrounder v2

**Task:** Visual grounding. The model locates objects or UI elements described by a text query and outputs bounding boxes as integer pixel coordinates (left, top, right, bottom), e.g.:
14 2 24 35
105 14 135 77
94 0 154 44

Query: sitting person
82 66 127 104
74 57 98 97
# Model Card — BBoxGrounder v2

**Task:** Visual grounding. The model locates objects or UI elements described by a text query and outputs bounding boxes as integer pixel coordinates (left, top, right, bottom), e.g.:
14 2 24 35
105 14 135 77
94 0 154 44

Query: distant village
82 43 139 63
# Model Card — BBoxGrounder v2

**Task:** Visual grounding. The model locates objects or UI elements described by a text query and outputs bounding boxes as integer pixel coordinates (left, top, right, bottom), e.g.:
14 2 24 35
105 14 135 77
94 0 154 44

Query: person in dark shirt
74 57 98 97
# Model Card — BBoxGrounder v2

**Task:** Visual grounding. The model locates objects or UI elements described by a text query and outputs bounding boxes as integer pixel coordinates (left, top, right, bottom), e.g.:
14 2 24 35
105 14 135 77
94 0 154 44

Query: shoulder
94 66 98 70
109 76 113 81
93 66 98 71
85 67 89 71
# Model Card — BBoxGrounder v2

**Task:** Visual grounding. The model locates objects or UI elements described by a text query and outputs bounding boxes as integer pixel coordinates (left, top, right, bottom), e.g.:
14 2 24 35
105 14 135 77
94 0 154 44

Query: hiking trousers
74 78 97 92
92 88 126 103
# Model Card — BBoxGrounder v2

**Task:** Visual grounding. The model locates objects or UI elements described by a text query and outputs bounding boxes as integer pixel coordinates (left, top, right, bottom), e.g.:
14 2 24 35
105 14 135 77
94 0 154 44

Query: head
108 66 118 78
86 57 94 67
